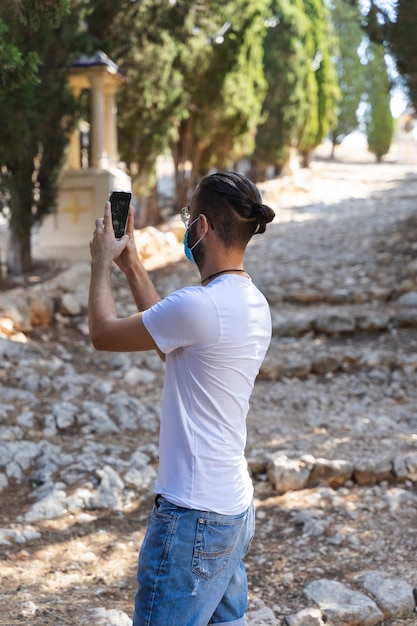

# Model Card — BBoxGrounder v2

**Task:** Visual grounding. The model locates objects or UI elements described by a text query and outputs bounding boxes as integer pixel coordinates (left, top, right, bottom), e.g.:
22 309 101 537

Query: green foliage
192 0 269 173
106 0 268 207
364 41 394 162
0 20 39 91
0 0 71 91
103 0 191 194
329 0 365 148
387 0 417 109
252 0 340 173
8 0 71 27
298 0 340 161
210 5 268 159
252 0 312 172
0 0 87 272
364 0 417 111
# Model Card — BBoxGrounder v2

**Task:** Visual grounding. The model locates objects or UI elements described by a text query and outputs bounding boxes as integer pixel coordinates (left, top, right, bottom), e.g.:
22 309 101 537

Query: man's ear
199 213 211 235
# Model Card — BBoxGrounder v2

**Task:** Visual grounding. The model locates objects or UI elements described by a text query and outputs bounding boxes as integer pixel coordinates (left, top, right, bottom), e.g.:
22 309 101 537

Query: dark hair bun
252 202 275 234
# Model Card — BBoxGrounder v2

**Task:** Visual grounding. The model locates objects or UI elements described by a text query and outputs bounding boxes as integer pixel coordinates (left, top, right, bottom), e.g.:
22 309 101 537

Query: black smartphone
109 189 132 239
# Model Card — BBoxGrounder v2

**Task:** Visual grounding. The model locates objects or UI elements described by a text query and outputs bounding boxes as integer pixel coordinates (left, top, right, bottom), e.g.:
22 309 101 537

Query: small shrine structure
33 51 131 261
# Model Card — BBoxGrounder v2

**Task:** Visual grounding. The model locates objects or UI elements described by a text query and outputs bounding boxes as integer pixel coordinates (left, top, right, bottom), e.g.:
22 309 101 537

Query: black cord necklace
201 268 246 284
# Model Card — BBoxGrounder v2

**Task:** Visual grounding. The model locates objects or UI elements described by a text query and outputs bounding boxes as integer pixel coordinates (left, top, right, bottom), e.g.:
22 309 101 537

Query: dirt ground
1 144 417 625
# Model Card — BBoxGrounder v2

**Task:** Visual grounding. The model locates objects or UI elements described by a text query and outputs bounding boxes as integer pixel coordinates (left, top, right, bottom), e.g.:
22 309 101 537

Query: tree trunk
171 115 203 210
7 164 34 275
0 249 7 288
300 150 311 168
135 185 160 229
7 228 31 275
249 160 267 183
132 160 161 228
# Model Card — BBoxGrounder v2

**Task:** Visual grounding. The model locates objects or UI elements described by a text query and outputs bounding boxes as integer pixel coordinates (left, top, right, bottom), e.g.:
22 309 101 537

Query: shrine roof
71 51 120 74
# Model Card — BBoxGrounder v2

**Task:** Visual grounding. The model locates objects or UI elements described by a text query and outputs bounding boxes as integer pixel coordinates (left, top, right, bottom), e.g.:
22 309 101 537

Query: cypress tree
112 0 269 213
298 0 340 166
251 0 312 180
171 0 269 207
365 0 417 111
0 1 80 274
365 40 394 162
329 0 365 156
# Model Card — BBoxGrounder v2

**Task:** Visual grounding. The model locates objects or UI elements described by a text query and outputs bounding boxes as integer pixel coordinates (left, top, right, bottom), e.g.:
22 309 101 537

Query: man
88 171 275 626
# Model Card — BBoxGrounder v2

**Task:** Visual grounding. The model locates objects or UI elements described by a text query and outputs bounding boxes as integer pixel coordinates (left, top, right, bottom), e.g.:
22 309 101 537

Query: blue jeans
132 495 255 626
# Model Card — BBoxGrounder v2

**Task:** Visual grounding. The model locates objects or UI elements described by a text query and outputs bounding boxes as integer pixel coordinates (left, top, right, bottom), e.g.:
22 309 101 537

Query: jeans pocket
191 515 245 581
146 496 179 562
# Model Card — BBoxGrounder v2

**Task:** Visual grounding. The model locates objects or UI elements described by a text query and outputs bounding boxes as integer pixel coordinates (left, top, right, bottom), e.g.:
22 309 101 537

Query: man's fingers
103 201 112 228
113 233 129 257
125 206 135 235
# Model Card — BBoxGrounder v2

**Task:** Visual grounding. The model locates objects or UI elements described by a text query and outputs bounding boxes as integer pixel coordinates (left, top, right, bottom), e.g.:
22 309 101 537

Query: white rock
25 487 68 521
82 607 132 626
60 291 82 315
125 366 157 386
89 465 125 511
268 454 313 493
246 606 278 625
396 291 417 307
353 570 415 618
304 578 384 625
286 607 325 626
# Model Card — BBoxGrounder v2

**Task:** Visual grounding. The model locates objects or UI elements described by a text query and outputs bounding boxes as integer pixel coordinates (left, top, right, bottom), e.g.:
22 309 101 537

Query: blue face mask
183 216 203 263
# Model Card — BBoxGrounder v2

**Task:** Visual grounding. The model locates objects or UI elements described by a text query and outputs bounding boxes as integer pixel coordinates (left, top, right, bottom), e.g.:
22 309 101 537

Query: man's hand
88 201 164 359
113 205 141 274
89 202 129 267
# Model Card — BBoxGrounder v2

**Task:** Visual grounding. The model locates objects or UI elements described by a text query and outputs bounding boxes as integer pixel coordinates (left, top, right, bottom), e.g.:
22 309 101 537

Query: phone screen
109 190 132 239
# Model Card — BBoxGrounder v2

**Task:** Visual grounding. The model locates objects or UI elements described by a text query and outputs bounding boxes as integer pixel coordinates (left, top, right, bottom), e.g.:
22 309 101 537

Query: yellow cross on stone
62 196 88 223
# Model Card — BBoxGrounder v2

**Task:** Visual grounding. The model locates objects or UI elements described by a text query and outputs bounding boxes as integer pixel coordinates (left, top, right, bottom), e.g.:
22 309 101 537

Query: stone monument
33 51 131 261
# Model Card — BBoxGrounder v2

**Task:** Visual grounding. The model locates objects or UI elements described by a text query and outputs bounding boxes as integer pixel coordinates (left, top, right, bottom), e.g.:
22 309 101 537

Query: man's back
142 273 272 514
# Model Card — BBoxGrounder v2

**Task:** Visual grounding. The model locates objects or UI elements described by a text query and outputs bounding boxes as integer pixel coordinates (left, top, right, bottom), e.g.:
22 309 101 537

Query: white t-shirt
142 274 272 515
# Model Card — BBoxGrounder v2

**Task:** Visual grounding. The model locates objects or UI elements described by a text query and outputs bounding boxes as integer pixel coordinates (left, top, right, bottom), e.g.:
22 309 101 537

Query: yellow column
105 82 119 166
68 128 81 170
67 86 82 170
89 72 107 168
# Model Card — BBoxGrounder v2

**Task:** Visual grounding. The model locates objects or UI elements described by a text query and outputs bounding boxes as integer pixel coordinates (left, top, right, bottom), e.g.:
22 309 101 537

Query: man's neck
200 267 247 285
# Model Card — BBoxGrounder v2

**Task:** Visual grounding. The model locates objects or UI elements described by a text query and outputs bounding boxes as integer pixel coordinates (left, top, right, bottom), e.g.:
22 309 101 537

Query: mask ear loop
189 214 210 250
190 233 204 251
